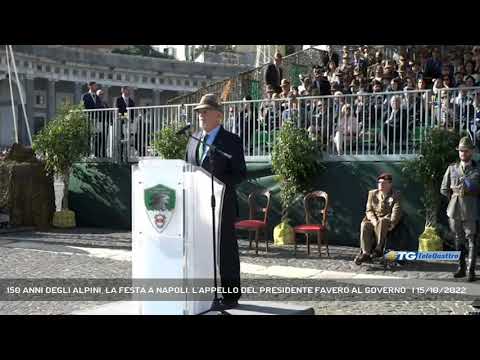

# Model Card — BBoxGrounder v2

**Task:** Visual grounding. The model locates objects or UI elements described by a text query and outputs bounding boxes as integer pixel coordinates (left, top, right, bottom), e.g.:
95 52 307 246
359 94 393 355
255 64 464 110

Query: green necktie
198 134 209 162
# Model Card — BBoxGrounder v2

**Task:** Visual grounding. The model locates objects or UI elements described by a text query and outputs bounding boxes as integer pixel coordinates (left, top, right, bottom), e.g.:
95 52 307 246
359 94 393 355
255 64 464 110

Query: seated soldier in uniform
354 173 402 265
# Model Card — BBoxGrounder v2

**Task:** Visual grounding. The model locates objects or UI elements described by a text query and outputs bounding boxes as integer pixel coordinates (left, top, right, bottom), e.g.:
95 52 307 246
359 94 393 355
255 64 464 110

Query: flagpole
5 45 18 144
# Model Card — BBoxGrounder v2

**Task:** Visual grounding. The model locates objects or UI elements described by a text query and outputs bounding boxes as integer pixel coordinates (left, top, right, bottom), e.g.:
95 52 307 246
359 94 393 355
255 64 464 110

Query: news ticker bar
1 279 480 301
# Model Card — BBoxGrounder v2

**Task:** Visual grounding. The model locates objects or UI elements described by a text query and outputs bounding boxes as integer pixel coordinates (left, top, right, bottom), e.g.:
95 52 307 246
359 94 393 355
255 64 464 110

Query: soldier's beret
377 173 393 181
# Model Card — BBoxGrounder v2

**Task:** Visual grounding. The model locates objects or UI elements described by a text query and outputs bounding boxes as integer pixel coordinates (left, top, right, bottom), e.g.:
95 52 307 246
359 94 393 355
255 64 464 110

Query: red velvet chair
234 190 272 254
294 191 330 257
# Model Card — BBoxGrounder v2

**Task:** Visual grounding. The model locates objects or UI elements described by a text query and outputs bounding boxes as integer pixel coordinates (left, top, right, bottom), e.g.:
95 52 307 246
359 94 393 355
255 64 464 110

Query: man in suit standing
82 81 103 110
115 86 137 158
82 82 103 157
185 94 247 308
264 52 283 94
96 89 108 157
311 65 331 96
115 86 135 114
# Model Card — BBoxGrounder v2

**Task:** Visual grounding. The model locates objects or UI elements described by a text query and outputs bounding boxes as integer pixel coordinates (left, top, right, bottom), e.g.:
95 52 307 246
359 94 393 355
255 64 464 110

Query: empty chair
234 190 272 254
294 191 330 257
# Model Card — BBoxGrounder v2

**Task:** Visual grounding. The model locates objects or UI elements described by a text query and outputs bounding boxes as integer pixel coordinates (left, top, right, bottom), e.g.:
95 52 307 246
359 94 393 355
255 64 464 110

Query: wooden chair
294 191 330 257
234 190 272 254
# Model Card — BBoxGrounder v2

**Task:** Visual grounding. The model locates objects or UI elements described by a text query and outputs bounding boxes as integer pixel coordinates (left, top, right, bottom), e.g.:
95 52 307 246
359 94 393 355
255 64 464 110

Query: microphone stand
186 133 233 315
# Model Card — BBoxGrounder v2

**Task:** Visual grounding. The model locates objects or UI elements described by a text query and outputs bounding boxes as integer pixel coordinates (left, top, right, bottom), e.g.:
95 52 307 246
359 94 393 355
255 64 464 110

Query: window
126 74 130 81
116 73 122 81
73 69 78 76
151 77 156 84
176 79 181 86
36 95 45 105
91 71 96 78
55 67 60 74
193 80 198 86
46 65 51 72
185 80 190 86
159 78 164 84
24 61 29 68
64 68 69 75
99 72 104 79
168 79 173 85
108 73 113 80
142 76 147 83
134 75 139 82
82 70 87 77
37 64 42 71
34 91 47 109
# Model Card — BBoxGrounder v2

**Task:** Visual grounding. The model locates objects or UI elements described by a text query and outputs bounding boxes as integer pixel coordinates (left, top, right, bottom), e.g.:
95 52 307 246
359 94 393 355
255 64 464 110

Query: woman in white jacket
334 104 361 155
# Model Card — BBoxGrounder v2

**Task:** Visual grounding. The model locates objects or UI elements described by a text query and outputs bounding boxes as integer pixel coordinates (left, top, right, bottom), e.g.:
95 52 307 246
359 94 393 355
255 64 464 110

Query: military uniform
440 137 480 281
359 188 402 257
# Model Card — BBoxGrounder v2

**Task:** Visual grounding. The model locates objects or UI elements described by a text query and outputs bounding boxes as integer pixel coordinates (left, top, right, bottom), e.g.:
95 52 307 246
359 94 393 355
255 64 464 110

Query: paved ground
0 229 479 315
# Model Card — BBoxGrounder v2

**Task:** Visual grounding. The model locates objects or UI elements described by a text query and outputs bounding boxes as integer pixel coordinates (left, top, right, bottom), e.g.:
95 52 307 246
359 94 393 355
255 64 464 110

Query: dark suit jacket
265 63 283 90
82 92 103 109
424 58 442 80
116 96 135 114
383 109 412 142
311 77 331 96
185 125 247 219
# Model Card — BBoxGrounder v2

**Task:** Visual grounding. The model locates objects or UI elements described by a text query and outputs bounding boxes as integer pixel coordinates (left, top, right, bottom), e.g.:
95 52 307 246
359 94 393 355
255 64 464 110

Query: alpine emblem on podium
144 184 176 233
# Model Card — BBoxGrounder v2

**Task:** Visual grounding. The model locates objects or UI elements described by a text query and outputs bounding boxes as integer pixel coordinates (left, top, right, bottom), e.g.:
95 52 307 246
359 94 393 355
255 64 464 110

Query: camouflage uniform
354 172 403 265
440 137 480 281
360 189 402 255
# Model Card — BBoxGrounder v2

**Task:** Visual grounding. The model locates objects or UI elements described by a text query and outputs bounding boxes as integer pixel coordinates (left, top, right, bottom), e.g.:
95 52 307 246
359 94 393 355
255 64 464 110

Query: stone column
130 87 137 104
74 82 83 105
47 79 56 121
153 89 162 106
24 75 35 137
101 85 110 107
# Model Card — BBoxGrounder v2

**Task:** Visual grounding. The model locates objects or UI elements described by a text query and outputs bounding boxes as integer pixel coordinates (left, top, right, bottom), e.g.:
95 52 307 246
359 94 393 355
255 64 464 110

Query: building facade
0 45 250 148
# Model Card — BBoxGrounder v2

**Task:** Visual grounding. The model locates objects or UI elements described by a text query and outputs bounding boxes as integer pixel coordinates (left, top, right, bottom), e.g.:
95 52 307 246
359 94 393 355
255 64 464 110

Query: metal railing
83 86 480 163
83 108 120 162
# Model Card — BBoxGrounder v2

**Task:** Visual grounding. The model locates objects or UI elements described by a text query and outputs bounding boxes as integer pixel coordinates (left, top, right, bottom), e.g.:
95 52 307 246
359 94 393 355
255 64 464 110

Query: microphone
176 123 192 135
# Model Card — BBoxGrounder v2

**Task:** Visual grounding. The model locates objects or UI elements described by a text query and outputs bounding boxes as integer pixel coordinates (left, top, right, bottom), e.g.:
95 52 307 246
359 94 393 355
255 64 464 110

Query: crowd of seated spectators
231 46 480 155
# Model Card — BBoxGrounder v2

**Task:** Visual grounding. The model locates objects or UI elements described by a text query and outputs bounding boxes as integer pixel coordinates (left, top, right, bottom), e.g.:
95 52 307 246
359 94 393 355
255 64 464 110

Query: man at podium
186 94 247 308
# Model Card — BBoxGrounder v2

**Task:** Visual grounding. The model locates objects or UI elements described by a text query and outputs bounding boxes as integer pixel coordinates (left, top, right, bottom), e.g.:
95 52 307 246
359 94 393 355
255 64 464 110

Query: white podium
132 159 225 315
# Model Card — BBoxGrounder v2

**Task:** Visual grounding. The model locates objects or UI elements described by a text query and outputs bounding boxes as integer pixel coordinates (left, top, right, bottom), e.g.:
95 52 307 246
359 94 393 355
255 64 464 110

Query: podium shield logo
144 184 176 233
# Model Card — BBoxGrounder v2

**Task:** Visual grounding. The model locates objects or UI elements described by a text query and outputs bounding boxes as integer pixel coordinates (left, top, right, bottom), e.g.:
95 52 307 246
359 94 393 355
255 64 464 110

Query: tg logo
395 251 417 260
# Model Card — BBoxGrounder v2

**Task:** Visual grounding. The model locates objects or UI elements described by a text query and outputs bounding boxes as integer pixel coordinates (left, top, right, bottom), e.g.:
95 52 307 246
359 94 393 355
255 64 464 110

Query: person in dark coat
185 94 247 308
311 65 331 96
264 51 284 93
82 82 104 157
115 86 137 157
115 86 136 114
82 81 103 110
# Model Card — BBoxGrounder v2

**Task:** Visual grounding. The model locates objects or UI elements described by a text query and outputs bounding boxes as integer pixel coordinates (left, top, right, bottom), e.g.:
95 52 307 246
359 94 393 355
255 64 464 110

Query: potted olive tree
32 103 91 228
271 120 325 245
402 127 461 251
152 123 189 159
